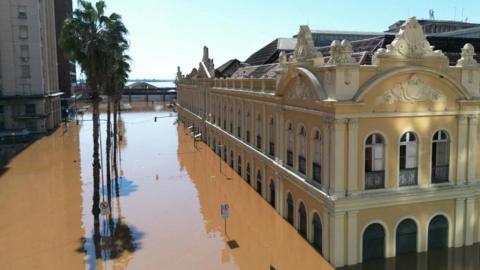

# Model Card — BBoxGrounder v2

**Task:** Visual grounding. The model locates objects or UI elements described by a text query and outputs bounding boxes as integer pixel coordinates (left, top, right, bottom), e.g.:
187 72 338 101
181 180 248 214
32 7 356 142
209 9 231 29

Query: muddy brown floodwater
0 109 333 270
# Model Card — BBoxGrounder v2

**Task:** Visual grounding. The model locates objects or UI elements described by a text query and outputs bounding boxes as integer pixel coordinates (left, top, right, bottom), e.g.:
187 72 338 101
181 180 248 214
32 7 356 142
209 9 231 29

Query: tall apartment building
177 17 480 267
0 0 62 134
54 0 75 98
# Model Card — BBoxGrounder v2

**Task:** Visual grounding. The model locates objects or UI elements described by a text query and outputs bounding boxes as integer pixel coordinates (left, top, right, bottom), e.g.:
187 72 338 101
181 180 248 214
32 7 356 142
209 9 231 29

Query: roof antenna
429 9 435 20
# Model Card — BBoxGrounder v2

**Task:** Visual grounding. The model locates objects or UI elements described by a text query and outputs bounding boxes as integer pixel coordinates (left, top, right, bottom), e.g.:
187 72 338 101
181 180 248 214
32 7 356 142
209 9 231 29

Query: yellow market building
175 17 480 267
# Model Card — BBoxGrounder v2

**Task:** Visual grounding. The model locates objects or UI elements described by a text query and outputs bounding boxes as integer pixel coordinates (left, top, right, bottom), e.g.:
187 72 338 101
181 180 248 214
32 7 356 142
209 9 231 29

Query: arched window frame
312 130 322 184
256 170 263 196
365 133 385 190
431 130 450 183
399 131 418 186
268 117 275 157
298 126 307 175
311 212 323 254
256 113 262 149
286 122 294 167
297 201 307 238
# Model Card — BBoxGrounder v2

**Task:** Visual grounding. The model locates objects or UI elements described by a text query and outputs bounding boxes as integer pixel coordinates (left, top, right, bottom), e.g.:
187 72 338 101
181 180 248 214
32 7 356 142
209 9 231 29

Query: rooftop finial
456 43 478 66
202 46 209 63
292 25 322 62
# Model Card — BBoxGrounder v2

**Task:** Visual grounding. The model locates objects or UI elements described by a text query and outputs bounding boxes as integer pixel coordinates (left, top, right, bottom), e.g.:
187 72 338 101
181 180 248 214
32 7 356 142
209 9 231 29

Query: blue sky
75 0 480 79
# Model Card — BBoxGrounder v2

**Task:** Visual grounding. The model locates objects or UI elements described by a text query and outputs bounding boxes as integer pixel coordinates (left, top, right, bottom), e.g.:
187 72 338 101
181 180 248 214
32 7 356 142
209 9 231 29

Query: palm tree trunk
113 98 118 177
106 95 112 203
92 92 101 217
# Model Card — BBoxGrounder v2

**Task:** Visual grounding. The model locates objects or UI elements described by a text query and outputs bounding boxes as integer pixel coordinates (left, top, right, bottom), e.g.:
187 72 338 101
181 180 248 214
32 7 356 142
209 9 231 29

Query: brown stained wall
356 116 458 190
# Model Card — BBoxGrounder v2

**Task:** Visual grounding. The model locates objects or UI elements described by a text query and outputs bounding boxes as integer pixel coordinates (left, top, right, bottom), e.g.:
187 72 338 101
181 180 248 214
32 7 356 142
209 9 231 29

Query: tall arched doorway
312 213 322 254
396 219 417 255
298 202 307 238
269 180 275 208
428 215 448 250
363 223 385 261
286 193 294 225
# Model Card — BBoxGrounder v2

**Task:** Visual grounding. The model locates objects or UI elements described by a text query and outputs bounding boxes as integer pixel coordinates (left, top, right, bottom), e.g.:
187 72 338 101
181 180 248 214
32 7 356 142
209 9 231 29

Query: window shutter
373 144 384 171
406 142 417 168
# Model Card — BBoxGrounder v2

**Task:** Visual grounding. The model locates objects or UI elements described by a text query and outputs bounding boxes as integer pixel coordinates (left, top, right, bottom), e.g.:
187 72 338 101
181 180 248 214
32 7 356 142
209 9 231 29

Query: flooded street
0 108 332 270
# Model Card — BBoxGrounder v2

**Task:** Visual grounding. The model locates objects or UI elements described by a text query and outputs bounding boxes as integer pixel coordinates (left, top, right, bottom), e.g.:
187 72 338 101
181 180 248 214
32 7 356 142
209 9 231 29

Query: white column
347 119 359 195
454 197 465 247
323 123 331 192
275 173 282 214
347 210 359 265
262 104 267 153
467 115 478 183
457 115 468 185
329 211 345 267
332 120 346 197
465 197 475 245
276 110 284 163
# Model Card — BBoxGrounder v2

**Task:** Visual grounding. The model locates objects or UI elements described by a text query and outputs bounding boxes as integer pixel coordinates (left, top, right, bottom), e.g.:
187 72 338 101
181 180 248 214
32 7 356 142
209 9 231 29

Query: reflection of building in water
176 125 332 270
176 17 480 268
0 127 84 269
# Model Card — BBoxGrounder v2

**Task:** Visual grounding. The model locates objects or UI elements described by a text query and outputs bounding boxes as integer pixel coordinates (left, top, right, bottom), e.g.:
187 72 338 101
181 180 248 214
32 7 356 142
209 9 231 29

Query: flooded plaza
1 106 480 270
0 107 332 270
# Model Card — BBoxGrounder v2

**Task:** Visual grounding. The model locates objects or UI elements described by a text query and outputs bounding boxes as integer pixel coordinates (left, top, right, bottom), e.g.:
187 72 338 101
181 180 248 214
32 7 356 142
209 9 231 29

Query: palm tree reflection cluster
61 1 141 265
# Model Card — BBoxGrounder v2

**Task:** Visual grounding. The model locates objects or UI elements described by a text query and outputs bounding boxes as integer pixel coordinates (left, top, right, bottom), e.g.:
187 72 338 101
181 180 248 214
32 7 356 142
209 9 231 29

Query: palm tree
104 14 129 203
111 54 131 184
60 0 129 259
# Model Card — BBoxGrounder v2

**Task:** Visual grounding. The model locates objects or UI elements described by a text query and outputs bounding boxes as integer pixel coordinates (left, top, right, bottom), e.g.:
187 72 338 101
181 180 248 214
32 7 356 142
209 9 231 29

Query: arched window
269 180 275 208
286 123 293 167
428 215 448 250
256 114 262 149
363 223 385 261
298 126 306 174
399 132 418 186
245 162 251 184
396 219 417 255
223 105 227 130
245 111 251 143
286 193 294 225
229 107 233 133
312 130 322 184
432 130 449 183
256 170 262 195
268 117 275 156
237 156 242 176
298 202 307 238
365 133 385 189
312 213 323 254
237 109 241 137
229 150 234 168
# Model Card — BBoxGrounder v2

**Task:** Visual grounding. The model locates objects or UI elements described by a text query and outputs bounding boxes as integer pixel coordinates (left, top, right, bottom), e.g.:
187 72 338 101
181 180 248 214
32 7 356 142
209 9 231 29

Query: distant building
388 19 480 34
0 0 62 134
54 0 75 98
177 17 480 268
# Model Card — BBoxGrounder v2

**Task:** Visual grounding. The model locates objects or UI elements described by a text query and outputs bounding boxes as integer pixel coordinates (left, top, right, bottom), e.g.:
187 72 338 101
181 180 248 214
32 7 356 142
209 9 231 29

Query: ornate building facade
176 17 480 267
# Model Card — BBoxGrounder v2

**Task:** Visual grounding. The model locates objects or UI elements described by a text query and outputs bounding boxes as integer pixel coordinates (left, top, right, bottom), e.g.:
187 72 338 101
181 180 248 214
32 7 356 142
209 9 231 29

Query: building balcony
432 165 449 183
399 168 417 186
365 171 385 190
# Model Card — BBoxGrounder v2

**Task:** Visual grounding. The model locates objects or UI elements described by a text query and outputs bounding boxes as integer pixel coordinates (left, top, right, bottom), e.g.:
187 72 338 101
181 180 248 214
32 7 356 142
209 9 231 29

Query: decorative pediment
286 79 313 100
376 74 446 104
292 25 323 63
374 17 445 59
